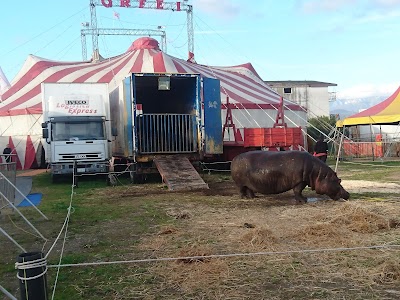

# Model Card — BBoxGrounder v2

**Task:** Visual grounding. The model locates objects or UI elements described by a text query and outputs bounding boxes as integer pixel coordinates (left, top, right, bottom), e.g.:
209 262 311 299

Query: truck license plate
77 168 86 173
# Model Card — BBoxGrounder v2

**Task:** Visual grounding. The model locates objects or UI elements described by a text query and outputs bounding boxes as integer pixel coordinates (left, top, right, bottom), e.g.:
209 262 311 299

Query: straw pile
134 194 400 298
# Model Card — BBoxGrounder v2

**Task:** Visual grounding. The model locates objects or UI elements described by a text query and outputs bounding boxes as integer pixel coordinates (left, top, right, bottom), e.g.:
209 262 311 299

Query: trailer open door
203 77 223 154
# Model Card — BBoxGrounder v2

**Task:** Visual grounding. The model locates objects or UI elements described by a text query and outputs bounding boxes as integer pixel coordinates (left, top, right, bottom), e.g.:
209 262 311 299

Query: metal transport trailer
109 73 223 184
41 83 111 182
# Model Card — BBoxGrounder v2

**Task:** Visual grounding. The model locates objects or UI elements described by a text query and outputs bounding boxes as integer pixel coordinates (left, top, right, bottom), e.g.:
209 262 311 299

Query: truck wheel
51 174 59 183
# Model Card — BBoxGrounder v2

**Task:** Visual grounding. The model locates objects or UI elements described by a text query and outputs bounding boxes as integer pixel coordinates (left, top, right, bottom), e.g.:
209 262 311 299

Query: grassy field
1 160 400 299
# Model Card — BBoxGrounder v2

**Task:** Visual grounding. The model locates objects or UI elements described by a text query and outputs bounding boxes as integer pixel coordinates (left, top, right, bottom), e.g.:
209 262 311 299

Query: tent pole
370 123 375 161
335 126 345 173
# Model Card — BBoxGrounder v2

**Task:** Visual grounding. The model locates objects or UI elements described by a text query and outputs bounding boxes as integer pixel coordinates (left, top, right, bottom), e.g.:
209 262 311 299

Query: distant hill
330 108 355 119
330 95 388 119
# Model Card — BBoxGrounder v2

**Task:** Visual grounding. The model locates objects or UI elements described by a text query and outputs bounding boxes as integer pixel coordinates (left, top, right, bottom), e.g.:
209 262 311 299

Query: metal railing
0 162 17 212
136 114 197 154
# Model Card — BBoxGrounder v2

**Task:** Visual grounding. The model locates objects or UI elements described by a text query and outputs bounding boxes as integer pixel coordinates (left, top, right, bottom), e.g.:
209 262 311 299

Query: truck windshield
52 121 105 141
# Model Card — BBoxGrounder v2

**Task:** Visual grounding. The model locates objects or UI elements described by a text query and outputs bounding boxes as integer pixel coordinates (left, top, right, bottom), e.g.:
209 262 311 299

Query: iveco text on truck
41 83 110 181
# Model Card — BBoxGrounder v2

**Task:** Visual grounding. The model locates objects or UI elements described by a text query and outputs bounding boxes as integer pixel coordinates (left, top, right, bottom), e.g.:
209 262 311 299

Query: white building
265 80 337 118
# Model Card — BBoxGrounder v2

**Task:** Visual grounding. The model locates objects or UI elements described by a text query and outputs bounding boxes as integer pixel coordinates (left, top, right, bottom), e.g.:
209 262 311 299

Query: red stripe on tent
97 53 136 83
0 85 41 112
216 69 281 103
24 135 36 170
29 102 42 111
177 61 256 106
180 62 255 105
181 61 279 106
8 137 22 170
129 50 145 73
222 103 303 110
231 63 263 81
191 62 281 104
2 60 83 101
209 69 283 106
179 60 303 111
45 64 100 83
153 52 167 73
0 105 42 116
172 59 187 73
73 53 130 83
1 63 103 112
0 56 123 111
219 66 278 96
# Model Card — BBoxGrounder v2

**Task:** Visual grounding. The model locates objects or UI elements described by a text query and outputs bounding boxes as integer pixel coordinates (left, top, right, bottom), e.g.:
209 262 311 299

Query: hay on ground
372 260 400 284
149 244 230 293
240 227 277 249
329 203 390 233
292 222 350 246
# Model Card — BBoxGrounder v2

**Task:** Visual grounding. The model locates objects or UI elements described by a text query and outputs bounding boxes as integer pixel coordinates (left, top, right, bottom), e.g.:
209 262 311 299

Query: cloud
298 0 400 14
193 0 241 18
374 0 400 7
354 9 400 24
194 29 250 35
298 0 356 13
337 83 398 99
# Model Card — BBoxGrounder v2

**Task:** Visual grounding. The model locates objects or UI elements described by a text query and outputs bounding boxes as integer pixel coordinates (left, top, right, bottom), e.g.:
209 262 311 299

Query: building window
283 87 292 94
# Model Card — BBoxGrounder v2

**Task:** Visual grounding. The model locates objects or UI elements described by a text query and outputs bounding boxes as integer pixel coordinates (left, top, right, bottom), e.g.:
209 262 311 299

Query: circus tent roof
0 37 303 116
339 86 400 126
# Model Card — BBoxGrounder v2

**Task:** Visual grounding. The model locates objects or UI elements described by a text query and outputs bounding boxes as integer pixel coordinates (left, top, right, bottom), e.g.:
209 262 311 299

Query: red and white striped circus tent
0 37 307 169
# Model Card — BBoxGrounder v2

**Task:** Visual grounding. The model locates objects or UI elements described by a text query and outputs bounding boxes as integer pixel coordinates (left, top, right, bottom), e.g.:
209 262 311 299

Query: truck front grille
60 153 103 160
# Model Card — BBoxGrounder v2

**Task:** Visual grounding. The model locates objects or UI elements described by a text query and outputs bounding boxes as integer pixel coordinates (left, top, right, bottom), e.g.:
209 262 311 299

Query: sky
1 0 400 100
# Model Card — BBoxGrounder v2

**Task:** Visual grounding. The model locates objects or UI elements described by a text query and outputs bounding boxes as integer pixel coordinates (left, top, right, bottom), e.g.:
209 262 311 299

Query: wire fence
334 140 400 161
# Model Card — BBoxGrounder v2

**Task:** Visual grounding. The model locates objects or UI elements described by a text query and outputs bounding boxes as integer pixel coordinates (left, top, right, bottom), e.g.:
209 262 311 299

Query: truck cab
41 83 110 181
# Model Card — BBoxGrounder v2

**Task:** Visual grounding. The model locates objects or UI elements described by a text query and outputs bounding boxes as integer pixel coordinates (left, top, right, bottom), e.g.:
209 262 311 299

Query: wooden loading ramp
153 155 209 191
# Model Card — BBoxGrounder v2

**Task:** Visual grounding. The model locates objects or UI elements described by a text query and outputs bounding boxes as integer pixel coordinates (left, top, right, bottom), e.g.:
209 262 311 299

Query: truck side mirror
42 128 49 139
41 122 47 128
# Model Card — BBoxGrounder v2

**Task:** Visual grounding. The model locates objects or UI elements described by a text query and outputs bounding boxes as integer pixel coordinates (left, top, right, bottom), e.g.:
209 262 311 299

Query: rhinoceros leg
239 186 255 199
293 182 307 203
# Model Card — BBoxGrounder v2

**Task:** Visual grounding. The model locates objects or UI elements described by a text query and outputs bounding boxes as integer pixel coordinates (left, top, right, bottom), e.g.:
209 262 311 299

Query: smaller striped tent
339 86 400 126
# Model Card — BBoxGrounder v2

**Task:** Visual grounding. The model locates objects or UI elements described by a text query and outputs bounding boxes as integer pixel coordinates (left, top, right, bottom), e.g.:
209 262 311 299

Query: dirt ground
341 180 400 194
16 168 48 177
1 172 400 300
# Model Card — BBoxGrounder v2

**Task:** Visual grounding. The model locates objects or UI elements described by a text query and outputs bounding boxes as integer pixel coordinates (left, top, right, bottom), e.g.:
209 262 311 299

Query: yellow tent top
337 86 400 127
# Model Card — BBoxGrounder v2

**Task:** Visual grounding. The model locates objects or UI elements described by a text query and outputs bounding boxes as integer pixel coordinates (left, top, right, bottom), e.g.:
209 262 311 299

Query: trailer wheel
129 163 138 184
130 171 141 184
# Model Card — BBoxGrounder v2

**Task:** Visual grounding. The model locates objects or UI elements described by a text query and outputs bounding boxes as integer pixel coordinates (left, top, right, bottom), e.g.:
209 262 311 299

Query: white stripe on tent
162 53 179 74
140 49 155 73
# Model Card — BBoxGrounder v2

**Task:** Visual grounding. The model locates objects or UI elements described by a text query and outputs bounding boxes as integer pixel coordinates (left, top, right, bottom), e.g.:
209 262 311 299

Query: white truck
41 83 110 182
